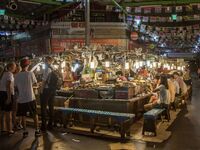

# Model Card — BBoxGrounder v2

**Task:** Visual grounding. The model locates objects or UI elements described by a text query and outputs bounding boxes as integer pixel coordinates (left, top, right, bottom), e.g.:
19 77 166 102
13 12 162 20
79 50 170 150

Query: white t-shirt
173 80 180 94
0 72 15 95
15 71 37 103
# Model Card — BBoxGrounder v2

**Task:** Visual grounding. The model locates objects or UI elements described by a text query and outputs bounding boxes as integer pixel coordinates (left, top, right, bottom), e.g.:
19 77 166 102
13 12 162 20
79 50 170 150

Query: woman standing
13 64 22 130
0 62 16 135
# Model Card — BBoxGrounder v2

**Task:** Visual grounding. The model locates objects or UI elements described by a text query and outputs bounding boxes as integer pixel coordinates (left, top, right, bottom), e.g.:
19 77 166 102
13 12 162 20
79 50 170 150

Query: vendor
139 66 149 78
63 63 74 87
144 75 160 111
116 71 127 82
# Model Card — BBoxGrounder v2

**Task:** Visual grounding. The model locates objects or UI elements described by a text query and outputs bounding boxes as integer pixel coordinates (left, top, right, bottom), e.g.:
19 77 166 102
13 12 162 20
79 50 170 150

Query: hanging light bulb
158 62 161 68
105 61 110 68
135 61 139 69
61 61 66 68
146 60 150 67
42 64 45 70
167 65 170 70
90 61 95 69
125 62 130 70
139 61 143 67
149 64 153 68
153 62 157 68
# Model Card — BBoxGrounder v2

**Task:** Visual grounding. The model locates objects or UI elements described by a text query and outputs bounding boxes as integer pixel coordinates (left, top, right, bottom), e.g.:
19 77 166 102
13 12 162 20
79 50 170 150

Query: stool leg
120 122 126 140
90 116 95 133
153 120 157 136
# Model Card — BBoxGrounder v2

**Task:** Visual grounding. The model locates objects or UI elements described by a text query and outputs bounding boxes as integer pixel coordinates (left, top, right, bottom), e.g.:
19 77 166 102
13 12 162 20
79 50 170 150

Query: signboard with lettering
51 39 127 52
0 9 5 15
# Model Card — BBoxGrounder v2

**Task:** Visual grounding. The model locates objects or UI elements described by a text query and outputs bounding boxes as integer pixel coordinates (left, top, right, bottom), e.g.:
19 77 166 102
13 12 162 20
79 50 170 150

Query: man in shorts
15 58 41 138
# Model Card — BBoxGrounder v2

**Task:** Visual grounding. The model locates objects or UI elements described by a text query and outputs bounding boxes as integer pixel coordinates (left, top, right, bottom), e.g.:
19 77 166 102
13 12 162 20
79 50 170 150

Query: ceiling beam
6 12 31 19
111 0 128 14
46 2 77 14
21 0 62 5
122 0 200 7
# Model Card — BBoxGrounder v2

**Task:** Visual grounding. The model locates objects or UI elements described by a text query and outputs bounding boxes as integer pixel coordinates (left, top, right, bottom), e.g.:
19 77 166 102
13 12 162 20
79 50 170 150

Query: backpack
47 69 63 90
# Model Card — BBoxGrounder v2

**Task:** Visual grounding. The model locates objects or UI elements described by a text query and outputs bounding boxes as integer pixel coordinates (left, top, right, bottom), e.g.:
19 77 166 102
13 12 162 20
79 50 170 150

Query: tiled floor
0 80 200 150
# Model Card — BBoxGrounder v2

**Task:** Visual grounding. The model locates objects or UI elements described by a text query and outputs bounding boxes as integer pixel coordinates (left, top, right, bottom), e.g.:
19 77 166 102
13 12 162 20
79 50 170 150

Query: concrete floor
0 80 200 150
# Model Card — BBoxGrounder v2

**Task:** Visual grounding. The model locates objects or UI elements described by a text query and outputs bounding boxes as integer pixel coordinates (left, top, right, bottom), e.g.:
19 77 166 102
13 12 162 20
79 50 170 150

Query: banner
142 16 149 22
150 16 157 22
144 7 151 14
155 7 162 13
135 7 141 13
165 7 172 13
176 6 183 12
126 7 132 13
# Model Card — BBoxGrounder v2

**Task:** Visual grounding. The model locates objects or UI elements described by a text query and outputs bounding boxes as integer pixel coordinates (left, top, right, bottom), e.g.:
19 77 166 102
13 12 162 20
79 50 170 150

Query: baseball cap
20 58 30 68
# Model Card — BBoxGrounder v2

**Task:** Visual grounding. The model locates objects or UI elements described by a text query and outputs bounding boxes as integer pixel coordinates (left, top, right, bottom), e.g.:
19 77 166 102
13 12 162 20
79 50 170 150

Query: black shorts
17 101 37 117
0 91 14 112
12 97 17 112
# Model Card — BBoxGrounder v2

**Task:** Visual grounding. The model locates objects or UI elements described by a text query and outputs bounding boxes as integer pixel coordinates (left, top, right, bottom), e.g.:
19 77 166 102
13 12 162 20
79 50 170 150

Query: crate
74 89 99 98
115 87 135 99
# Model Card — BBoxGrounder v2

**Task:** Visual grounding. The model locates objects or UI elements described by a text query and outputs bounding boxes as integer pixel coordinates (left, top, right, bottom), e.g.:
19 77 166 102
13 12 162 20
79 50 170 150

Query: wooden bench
55 107 135 139
142 108 165 136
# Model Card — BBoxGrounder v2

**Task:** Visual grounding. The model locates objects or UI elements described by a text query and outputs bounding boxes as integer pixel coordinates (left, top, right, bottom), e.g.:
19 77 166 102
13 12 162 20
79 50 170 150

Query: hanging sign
0 9 5 15
171 14 177 21
176 6 182 12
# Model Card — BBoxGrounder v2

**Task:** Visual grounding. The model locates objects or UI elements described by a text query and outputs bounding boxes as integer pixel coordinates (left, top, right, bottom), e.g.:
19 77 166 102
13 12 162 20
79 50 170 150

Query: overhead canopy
122 0 200 7
0 0 75 19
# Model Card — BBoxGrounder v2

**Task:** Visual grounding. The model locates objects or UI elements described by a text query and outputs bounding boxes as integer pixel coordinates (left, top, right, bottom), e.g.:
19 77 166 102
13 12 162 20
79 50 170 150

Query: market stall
27 44 190 139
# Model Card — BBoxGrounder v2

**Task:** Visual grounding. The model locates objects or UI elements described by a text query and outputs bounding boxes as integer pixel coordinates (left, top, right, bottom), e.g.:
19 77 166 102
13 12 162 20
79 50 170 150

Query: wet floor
0 80 200 150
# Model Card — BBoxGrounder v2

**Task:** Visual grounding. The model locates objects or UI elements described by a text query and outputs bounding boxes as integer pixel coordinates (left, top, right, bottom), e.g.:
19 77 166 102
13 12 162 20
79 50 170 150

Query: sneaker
35 130 41 137
14 124 23 131
8 130 15 136
23 131 28 138
18 124 23 129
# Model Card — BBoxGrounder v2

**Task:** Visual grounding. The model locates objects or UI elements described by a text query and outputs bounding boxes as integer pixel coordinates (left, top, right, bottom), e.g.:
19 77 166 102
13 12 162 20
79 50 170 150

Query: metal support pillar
85 0 90 46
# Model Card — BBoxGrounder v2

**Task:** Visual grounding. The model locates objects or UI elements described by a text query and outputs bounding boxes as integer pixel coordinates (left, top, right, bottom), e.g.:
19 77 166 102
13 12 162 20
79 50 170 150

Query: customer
168 75 176 110
116 71 127 82
15 58 41 138
40 56 55 132
198 68 200 79
13 64 22 130
152 74 160 89
183 68 192 86
183 68 192 100
154 75 170 107
173 72 188 101
144 75 161 111
0 66 6 133
144 93 158 111
0 62 16 135
170 75 180 96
